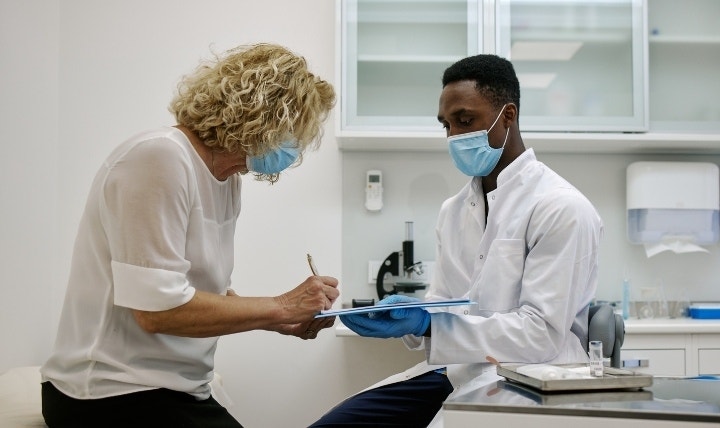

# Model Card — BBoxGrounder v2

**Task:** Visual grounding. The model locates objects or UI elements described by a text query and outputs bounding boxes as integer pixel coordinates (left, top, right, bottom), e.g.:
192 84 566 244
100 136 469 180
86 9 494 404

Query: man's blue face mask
246 140 299 174
447 104 509 177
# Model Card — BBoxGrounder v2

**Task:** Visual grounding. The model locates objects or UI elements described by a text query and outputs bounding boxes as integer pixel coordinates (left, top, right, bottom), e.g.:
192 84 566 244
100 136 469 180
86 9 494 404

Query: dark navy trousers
42 381 243 428
308 370 453 427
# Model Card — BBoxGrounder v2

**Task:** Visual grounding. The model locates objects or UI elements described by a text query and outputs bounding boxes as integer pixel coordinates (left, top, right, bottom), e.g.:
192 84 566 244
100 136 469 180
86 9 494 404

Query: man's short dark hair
442 54 521 113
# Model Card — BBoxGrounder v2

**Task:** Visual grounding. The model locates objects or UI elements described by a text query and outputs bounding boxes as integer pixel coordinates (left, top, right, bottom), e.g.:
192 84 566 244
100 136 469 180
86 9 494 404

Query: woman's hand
271 275 339 338
273 275 339 322
276 316 336 340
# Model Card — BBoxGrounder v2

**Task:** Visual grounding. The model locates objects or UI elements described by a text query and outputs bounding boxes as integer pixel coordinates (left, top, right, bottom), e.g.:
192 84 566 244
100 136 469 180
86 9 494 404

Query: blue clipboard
314 299 475 318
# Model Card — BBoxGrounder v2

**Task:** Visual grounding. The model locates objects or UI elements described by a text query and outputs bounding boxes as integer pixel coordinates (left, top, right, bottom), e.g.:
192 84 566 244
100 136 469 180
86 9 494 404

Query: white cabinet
648 0 720 133
339 0 645 135
340 0 480 133
337 0 720 152
621 321 720 376
621 333 687 376
694 334 720 375
495 0 646 132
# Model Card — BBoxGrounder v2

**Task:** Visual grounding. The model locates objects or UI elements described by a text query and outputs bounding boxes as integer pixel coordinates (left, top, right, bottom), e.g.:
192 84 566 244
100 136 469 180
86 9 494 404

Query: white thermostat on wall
365 170 383 212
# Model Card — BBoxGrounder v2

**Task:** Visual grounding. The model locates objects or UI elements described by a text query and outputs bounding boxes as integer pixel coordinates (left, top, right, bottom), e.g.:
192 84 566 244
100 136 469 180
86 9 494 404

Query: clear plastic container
589 341 604 377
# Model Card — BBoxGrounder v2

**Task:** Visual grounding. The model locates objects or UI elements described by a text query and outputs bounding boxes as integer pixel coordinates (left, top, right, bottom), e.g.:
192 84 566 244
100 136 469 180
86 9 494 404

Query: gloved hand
340 295 430 338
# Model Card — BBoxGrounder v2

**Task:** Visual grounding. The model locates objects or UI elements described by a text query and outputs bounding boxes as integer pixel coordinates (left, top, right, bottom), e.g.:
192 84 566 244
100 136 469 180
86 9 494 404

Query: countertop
443 377 720 423
624 318 720 334
336 318 720 337
335 322 355 336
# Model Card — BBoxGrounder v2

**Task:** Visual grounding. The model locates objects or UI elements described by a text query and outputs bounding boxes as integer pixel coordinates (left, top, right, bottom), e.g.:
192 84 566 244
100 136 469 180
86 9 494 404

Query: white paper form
314 299 475 318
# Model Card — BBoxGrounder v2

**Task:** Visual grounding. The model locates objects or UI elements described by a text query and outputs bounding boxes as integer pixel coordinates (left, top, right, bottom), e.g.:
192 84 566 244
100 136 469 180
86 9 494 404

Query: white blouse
42 127 241 400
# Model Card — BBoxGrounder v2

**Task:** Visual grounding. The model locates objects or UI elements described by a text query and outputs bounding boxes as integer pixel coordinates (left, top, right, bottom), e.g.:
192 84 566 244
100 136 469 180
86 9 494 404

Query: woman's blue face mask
447 105 509 177
246 140 299 174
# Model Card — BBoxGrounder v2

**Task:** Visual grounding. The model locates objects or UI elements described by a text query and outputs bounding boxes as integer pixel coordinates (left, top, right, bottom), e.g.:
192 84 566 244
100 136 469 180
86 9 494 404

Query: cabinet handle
622 359 649 368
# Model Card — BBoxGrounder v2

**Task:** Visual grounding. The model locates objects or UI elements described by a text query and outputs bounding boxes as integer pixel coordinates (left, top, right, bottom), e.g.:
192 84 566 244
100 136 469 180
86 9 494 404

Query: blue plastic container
688 304 720 319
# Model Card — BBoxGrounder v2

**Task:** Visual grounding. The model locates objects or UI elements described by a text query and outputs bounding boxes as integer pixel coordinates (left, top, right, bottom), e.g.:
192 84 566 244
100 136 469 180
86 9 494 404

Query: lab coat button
464 310 469 315
479 255 484 259
470 202 476 207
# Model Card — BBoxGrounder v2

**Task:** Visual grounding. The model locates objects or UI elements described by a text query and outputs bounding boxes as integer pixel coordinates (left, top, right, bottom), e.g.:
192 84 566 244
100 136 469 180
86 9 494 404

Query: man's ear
503 103 518 127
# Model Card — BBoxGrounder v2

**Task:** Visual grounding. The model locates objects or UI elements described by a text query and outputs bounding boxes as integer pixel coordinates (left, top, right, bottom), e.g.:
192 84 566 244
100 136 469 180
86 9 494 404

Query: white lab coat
366 149 603 426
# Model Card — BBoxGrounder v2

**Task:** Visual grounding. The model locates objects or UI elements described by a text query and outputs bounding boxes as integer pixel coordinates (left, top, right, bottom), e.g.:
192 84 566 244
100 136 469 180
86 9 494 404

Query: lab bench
443 378 720 428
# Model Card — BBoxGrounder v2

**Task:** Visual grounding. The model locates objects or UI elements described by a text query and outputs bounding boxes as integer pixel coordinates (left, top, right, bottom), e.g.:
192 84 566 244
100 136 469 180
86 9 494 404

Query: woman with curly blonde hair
170 43 336 183
41 43 338 428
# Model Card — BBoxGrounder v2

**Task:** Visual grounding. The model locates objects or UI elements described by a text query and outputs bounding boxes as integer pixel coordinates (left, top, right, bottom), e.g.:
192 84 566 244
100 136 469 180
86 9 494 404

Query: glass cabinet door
341 0 480 132
648 0 720 132
495 0 647 132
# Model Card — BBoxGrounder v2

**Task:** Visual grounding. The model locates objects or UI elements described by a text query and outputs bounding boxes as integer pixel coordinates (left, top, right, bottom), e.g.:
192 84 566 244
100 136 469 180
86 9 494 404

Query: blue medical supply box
688 304 720 319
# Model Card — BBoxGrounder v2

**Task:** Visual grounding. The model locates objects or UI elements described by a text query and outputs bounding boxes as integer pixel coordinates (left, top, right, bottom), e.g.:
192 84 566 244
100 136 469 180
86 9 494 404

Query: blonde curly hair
169 43 336 182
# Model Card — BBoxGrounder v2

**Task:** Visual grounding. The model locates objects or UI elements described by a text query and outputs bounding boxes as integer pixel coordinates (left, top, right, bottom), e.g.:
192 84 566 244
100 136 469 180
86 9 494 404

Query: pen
307 253 319 276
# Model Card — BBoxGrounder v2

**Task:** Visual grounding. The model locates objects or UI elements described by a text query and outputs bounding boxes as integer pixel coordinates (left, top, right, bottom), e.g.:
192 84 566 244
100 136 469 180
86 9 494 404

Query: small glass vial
589 340 604 377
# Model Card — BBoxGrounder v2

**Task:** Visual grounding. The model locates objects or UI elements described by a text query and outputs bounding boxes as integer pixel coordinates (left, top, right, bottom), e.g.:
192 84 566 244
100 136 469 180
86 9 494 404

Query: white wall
0 1 423 427
543 152 720 305
341 151 720 307
0 0 60 371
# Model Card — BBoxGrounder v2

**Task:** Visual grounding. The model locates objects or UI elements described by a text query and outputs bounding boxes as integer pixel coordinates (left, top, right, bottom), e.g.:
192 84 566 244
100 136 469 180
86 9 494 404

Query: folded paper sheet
644 237 710 257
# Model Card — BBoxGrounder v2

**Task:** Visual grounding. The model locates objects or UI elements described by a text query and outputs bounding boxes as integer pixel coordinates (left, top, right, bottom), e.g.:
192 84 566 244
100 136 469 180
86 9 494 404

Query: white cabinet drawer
622 330 720 377
621 349 686 376
698 349 720 375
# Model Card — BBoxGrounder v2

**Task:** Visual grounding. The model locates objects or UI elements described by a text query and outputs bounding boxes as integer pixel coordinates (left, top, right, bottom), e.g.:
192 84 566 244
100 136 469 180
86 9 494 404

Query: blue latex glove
340 295 430 338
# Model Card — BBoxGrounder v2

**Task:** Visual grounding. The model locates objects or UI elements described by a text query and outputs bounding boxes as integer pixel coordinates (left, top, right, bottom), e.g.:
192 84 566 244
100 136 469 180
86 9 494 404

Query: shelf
337 130 720 154
358 54 464 63
357 0 468 24
510 30 631 44
649 35 720 44
335 322 357 337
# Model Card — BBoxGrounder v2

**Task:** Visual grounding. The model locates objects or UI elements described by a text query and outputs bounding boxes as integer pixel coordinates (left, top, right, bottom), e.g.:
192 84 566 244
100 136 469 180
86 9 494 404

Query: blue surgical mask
447 105 509 177
246 140 299 174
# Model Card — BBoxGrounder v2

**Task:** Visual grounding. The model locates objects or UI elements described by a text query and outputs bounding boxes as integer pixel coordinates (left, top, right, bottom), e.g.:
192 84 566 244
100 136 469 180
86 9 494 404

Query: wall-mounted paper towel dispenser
627 162 719 249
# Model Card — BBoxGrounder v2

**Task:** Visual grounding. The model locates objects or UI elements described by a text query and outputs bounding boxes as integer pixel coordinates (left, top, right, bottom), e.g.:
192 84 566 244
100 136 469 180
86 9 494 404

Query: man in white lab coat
309 54 603 427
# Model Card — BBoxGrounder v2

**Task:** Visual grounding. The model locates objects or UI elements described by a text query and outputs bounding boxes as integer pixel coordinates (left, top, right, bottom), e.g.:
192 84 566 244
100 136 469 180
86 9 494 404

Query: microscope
375 221 426 300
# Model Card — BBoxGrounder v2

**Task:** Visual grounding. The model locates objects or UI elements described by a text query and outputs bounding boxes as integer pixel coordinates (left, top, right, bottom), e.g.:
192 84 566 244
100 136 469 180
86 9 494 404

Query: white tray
497 363 653 392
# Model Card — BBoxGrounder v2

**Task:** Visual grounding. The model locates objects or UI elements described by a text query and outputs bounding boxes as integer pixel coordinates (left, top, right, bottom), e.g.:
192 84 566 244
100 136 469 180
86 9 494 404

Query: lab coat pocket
472 239 525 312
